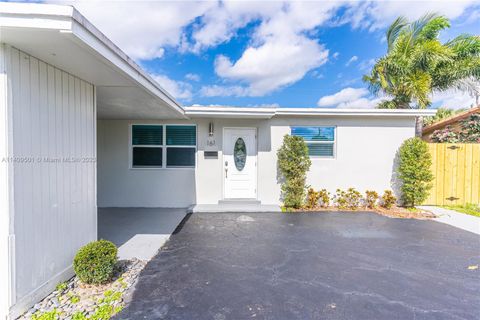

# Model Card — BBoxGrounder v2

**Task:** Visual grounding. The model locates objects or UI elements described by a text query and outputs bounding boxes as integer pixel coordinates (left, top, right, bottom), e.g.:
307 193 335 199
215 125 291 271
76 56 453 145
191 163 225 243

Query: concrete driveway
115 212 480 320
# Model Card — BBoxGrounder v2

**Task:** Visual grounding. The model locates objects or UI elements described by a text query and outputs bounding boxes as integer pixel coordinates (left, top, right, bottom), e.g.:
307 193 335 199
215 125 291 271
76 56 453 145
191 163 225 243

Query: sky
46 1 480 109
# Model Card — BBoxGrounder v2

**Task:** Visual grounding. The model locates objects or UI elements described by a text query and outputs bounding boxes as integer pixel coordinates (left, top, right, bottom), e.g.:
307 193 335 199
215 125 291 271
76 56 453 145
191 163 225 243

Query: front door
223 128 257 199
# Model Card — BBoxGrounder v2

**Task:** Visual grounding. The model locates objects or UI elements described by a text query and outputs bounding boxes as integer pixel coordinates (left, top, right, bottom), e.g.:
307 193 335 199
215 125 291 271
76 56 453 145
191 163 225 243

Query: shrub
318 189 330 208
335 188 362 210
305 188 320 209
381 190 397 209
277 135 311 209
365 190 379 209
397 138 434 207
73 240 118 285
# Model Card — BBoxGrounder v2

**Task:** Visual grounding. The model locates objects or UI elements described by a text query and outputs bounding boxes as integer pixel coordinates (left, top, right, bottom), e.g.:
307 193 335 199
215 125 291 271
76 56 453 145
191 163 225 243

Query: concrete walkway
98 208 188 261
419 206 480 235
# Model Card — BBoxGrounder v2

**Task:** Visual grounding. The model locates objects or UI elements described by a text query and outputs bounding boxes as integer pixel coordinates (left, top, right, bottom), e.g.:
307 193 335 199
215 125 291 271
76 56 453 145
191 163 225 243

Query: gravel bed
18 258 147 319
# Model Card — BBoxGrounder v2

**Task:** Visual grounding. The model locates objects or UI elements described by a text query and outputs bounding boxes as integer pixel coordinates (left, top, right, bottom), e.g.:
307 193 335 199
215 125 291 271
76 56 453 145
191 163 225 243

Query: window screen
291 126 335 158
131 125 196 168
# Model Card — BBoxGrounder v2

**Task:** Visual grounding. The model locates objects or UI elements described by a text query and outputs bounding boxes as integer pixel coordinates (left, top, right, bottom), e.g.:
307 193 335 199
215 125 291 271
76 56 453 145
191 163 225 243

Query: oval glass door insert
234 137 247 171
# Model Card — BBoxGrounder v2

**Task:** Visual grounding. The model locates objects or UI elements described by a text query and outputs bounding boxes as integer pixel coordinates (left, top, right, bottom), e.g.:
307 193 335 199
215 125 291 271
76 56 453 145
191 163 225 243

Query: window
291 126 335 158
131 124 196 168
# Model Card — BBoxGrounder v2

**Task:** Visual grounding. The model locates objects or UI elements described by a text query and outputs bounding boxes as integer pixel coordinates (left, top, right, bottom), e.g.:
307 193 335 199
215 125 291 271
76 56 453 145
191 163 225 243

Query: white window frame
129 123 197 169
290 126 336 159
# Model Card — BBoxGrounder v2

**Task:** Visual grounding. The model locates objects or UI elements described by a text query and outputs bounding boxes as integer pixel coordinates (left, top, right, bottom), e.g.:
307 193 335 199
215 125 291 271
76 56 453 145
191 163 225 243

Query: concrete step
218 199 261 205
188 203 281 213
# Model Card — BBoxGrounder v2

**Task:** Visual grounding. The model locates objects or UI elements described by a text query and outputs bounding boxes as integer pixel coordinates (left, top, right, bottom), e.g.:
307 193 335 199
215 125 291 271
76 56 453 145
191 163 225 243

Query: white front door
223 128 257 199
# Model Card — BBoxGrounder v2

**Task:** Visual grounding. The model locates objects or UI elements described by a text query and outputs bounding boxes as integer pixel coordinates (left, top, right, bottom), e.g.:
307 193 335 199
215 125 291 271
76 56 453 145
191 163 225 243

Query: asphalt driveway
115 212 480 320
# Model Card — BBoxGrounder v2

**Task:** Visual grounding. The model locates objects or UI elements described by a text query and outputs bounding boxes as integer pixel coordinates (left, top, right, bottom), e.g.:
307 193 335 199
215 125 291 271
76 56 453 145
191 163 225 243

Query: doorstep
188 203 281 213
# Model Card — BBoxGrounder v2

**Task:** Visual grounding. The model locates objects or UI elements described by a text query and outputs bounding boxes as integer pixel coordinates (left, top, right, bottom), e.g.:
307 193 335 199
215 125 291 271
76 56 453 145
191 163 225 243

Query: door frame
222 127 258 200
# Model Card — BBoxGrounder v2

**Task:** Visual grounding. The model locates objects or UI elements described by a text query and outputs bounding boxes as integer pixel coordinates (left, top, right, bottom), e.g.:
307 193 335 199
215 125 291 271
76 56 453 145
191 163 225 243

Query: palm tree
364 14 480 134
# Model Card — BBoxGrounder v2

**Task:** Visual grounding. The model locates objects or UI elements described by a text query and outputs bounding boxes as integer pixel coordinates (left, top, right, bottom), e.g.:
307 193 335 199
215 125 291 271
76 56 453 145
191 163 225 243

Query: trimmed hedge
73 240 118 284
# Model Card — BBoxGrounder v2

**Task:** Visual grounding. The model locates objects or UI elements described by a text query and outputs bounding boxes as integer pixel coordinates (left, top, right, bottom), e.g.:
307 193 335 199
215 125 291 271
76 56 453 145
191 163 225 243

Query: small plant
70 295 80 304
55 281 67 293
334 189 348 209
277 135 312 209
381 190 397 209
365 190 379 209
72 312 87 320
318 189 330 208
31 309 59 320
335 188 362 210
397 138 433 207
305 188 320 209
73 240 118 285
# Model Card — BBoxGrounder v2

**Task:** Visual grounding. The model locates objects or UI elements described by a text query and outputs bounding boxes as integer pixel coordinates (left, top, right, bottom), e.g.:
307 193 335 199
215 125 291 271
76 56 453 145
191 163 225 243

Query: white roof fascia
184 106 436 118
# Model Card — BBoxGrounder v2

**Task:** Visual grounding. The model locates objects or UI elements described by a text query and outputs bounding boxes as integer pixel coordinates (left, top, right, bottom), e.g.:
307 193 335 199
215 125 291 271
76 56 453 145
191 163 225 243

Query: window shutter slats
132 125 163 145
166 125 196 146
307 143 334 157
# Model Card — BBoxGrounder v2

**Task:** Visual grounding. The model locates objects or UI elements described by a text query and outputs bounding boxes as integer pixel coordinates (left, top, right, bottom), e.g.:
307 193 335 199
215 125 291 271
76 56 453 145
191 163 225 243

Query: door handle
225 161 228 178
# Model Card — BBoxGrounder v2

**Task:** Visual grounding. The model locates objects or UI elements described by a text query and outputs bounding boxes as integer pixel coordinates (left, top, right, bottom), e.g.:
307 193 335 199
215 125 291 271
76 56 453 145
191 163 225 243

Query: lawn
442 203 480 218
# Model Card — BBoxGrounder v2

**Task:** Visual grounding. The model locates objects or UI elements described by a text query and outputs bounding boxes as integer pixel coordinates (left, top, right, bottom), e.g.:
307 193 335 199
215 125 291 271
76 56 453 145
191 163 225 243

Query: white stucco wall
97 116 415 207
2 45 97 318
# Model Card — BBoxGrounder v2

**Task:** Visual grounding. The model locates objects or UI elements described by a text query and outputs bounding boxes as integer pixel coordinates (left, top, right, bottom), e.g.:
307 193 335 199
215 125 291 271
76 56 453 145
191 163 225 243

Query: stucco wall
97 116 415 207
2 45 97 318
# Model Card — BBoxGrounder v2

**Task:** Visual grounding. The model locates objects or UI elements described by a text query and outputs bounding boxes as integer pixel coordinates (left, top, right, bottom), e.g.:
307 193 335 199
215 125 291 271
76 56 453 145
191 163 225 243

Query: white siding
3 45 96 317
97 117 415 207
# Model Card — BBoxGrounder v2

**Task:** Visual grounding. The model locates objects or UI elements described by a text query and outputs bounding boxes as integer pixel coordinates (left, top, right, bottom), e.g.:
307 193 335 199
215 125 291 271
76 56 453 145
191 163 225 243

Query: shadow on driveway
115 212 480 320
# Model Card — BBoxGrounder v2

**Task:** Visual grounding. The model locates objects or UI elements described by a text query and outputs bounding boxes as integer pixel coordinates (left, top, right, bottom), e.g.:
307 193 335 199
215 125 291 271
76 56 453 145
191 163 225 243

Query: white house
0 3 434 319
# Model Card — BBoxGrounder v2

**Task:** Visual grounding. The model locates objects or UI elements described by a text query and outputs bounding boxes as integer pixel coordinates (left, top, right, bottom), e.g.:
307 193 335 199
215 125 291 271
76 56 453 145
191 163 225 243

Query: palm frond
387 16 408 52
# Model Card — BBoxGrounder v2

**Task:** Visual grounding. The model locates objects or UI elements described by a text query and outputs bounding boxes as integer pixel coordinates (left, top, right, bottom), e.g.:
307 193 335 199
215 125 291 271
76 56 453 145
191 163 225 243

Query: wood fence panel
425 143 480 206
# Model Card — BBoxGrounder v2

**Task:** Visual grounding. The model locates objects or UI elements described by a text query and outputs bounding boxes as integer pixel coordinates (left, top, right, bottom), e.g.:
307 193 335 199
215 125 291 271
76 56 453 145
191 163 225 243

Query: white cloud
341 0 480 31
199 85 249 97
345 55 358 66
151 74 193 101
211 1 341 96
431 89 477 110
317 87 382 108
185 73 201 82
333 52 340 59
358 58 376 72
67 0 215 60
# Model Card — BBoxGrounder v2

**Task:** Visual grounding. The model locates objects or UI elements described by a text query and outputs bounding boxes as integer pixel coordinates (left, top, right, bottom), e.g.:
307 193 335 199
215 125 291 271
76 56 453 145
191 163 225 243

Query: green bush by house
277 135 311 209
73 240 118 285
398 138 433 207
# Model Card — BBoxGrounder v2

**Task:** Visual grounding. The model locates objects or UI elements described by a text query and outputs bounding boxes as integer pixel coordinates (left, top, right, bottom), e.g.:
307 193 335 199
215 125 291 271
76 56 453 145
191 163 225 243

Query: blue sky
57 1 480 108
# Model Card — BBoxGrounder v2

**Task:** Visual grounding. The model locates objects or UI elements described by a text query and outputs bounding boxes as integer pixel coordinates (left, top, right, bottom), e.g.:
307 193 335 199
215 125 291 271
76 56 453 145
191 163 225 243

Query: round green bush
73 240 118 284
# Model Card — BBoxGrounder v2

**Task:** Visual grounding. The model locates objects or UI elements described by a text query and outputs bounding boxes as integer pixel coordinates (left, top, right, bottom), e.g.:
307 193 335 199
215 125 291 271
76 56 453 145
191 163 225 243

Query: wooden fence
424 143 480 206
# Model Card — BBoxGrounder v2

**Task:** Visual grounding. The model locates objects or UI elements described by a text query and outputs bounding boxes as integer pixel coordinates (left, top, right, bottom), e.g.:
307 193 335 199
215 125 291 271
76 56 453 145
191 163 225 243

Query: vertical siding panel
70 78 82 247
55 69 64 265
67 73 75 262
9 47 21 302
46 64 58 273
30 56 42 289
18 51 32 297
38 60 49 281
80 81 87 240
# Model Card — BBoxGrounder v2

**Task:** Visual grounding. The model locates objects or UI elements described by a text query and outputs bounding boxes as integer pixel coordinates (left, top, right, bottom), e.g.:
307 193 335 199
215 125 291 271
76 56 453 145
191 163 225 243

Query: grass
442 203 480 218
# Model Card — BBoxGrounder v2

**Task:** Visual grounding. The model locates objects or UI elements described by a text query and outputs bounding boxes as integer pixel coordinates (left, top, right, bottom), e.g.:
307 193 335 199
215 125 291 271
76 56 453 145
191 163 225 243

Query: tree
364 14 480 110
277 135 311 209
397 138 434 207
423 107 465 126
